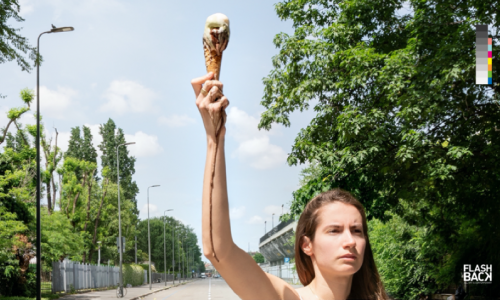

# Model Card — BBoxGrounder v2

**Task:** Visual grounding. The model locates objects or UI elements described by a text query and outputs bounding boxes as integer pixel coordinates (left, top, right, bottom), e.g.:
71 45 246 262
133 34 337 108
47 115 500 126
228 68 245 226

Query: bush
123 264 145 287
0 254 35 297
368 212 442 300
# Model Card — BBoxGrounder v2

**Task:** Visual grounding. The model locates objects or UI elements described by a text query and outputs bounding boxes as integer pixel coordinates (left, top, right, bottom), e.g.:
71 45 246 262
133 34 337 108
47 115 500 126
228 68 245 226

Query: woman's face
303 202 366 276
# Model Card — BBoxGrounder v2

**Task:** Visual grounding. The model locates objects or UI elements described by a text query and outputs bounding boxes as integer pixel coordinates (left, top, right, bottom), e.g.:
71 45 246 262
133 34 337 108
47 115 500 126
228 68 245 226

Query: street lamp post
36 25 74 300
182 229 185 281
265 221 266 234
164 209 173 286
97 241 101 267
272 213 275 229
147 185 160 290
178 224 181 283
172 221 175 284
117 141 135 296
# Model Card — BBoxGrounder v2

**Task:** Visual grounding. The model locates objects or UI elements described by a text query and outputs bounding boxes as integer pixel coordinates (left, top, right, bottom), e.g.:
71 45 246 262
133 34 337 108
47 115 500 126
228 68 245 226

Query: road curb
130 280 196 300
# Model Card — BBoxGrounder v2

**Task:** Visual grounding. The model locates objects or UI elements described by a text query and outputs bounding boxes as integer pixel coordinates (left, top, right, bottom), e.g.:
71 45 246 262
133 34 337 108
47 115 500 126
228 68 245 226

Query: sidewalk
58 279 197 300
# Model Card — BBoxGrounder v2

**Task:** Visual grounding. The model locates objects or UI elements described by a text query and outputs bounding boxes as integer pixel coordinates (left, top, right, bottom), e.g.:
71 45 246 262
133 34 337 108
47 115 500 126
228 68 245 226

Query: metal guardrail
260 218 295 244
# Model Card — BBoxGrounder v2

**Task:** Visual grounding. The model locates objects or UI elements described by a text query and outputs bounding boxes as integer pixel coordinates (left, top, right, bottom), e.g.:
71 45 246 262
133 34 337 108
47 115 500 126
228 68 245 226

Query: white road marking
208 277 211 300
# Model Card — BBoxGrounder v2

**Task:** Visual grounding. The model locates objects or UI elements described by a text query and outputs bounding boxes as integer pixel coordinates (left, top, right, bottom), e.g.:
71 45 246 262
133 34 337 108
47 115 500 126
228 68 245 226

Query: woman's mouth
339 254 356 260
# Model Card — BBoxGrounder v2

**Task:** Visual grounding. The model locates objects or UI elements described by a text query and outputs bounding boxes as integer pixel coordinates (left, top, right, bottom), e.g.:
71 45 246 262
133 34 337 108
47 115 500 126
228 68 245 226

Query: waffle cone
204 46 223 81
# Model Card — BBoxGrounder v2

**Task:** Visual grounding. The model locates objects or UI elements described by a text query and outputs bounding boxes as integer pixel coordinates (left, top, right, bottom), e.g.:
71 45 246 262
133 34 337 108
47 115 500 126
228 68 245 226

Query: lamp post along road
182 230 185 281
36 25 74 300
147 185 160 290
117 142 135 296
97 241 101 266
164 209 173 286
172 222 175 284
177 225 181 283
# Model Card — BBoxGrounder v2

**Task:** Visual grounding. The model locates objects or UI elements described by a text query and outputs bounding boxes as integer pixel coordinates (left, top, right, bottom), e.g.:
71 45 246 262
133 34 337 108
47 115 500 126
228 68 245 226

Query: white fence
260 263 300 284
52 259 133 293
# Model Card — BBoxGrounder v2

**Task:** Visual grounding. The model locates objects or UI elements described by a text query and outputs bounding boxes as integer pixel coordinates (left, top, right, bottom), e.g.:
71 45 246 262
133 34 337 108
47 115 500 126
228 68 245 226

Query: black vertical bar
36 32 42 300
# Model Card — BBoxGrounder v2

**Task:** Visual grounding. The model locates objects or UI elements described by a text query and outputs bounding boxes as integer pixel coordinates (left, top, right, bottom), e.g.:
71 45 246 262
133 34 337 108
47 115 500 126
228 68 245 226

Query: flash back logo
464 264 493 284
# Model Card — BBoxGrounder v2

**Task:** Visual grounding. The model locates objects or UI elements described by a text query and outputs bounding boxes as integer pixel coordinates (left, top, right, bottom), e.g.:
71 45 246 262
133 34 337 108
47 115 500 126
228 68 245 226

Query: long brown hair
294 188 389 300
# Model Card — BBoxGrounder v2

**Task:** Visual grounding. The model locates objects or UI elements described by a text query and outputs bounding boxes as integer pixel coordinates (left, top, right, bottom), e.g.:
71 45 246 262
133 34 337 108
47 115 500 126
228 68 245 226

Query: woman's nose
342 230 356 248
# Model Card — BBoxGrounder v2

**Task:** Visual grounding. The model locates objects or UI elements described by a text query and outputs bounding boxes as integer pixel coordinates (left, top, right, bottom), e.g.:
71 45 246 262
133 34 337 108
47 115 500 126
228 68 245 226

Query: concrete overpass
258 218 297 266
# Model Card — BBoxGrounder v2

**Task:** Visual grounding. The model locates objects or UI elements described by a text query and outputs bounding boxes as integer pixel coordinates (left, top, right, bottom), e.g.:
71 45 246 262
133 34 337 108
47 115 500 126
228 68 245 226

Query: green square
489 71 492 77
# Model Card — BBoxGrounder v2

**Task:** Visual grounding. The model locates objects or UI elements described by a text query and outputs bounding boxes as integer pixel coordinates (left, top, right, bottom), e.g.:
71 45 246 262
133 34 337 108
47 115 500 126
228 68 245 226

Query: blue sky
1 0 319 261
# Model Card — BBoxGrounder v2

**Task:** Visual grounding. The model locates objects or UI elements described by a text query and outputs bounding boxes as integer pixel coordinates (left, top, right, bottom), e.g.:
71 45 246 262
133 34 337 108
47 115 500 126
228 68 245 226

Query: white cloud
226 107 287 170
46 0 125 20
53 130 71 153
124 131 163 158
19 0 35 15
140 203 158 219
229 206 246 220
247 215 264 224
157 115 196 127
264 205 283 216
39 86 78 119
100 80 157 115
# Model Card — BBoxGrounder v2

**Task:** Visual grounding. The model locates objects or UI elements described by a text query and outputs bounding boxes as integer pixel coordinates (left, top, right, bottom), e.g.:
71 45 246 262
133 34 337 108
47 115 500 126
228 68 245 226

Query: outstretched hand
191 72 230 143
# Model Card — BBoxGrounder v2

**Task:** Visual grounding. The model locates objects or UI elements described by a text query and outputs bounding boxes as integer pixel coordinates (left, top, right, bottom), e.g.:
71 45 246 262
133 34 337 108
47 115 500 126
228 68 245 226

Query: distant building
259 218 297 266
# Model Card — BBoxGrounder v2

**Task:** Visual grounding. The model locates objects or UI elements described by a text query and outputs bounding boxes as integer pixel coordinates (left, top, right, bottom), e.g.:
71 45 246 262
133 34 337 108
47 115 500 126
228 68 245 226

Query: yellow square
488 58 492 64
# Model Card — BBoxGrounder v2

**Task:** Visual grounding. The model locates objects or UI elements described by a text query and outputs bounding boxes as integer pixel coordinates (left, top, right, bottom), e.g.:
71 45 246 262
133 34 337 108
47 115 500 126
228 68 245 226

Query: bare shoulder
264 273 302 300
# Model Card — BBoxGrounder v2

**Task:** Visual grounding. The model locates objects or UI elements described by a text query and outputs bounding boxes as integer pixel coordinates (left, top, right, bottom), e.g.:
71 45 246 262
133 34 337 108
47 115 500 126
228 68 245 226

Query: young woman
191 72 389 300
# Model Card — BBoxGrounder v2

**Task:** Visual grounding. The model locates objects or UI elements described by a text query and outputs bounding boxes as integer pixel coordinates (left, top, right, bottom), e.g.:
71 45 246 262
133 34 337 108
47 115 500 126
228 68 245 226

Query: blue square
488 45 492 51
488 78 492 84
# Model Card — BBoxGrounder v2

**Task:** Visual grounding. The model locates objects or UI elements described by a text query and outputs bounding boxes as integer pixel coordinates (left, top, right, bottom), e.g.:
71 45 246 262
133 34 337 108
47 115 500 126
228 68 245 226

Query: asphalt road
140 278 240 300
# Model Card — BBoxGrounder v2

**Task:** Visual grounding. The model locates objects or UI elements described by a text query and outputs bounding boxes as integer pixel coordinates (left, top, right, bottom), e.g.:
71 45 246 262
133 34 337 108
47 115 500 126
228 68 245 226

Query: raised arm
191 72 300 300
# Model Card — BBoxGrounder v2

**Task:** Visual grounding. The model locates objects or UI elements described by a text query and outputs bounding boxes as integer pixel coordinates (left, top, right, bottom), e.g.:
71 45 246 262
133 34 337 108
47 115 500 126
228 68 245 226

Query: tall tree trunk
46 183 52 215
58 174 63 210
82 169 97 263
41 137 52 215
89 178 109 263
52 128 59 210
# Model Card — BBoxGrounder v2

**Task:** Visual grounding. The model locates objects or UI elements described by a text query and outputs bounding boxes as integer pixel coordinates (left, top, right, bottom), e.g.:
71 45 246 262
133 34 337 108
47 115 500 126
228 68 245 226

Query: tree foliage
99 119 139 214
0 0 36 73
264 0 499 298
135 217 203 274
253 252 265 264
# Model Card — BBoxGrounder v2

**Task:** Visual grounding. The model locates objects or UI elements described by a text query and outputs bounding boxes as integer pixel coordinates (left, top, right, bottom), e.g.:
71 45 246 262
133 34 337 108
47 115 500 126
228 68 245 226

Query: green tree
136 218 203 274
0 1 37 96
99 119 139 214
41 209 85 267
0 93 37 295
65 127 82 160
66 126 97 165
252 252 265 264
262 0 499 298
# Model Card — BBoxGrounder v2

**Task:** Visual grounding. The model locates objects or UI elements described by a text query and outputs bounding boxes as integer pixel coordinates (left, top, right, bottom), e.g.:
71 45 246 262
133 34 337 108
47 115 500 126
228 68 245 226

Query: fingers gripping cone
203 13 230 81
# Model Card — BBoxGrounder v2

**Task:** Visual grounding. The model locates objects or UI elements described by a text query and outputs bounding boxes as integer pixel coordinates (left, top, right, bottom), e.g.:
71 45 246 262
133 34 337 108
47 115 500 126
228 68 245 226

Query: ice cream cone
204 45 223 81
203 13 230 81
